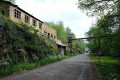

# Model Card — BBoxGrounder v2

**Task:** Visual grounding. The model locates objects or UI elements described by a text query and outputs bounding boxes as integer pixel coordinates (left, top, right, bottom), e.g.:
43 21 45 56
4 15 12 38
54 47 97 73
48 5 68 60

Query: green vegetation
46 21 86 53
78 1 120 79
0 55 63 78
78 0 120 57
0 53 82 78
0 14 59 64
0 14 59 77
0 0 87 77
0 13 84 78
85 16 120 57
77 0 120 16
2 0 15 4
89 54 120 80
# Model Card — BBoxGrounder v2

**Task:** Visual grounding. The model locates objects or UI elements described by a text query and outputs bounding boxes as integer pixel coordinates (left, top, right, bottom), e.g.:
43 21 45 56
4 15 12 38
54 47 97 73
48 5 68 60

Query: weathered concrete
0 53 99 80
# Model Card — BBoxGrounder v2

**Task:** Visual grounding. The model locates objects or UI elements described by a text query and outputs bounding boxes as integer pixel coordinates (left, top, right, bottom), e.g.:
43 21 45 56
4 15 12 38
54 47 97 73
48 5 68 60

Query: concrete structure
55 39 67 56
0 1 66 55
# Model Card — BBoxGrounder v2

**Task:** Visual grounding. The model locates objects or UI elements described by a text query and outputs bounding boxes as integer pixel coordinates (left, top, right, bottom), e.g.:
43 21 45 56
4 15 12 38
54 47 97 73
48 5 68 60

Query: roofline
42 23 57 32
1 1 43 23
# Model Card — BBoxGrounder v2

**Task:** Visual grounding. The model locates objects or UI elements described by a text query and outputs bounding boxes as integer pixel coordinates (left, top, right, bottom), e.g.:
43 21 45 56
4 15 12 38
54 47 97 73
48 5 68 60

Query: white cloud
16 0 93 38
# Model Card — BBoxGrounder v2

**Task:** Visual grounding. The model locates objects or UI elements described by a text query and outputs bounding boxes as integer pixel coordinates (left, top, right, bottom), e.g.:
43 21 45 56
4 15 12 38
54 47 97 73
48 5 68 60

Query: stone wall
42 23 57 40
9 6 42 29
0 1 57 40
0 1 67 56
0 1 10 17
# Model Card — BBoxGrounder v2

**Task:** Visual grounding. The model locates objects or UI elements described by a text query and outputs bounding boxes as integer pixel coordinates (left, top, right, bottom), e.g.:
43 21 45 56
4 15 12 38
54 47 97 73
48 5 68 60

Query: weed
89 54 120 80
0 54 82 78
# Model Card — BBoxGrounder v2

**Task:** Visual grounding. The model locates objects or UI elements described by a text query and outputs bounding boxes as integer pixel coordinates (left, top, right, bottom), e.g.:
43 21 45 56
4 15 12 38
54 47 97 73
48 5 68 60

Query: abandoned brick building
0 1 57 40
0 1 66 55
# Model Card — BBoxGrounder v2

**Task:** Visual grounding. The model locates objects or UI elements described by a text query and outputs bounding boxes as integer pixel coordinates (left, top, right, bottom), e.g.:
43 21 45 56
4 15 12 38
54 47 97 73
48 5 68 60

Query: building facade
0 1 57 40
0 1 66 55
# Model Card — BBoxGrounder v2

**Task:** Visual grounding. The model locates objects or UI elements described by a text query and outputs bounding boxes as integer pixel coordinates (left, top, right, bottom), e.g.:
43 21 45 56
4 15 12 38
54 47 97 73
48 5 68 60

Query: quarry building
0 1 66 55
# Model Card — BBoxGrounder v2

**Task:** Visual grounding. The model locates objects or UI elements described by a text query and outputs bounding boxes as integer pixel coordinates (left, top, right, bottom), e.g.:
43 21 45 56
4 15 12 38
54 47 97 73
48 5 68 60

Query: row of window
14 9 42 29
14 9 21 19
44 31 56 38
13 9 56 39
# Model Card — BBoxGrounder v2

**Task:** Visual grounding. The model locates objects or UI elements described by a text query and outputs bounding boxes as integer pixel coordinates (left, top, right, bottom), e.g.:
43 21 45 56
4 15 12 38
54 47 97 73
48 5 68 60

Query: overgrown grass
88 54 120 80
0 53 82 78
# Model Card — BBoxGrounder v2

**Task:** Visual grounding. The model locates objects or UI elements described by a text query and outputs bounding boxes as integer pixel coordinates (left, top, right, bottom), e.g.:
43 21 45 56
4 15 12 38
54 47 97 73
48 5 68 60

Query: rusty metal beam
71 33 120 41
71 35 111 41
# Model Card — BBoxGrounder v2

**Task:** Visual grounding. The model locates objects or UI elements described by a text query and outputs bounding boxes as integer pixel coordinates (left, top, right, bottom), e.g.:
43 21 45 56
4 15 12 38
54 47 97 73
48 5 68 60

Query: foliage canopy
78 0 120 56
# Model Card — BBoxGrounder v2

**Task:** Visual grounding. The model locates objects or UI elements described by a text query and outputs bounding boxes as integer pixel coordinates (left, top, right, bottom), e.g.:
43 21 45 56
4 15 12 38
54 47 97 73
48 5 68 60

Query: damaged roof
56 42 67 47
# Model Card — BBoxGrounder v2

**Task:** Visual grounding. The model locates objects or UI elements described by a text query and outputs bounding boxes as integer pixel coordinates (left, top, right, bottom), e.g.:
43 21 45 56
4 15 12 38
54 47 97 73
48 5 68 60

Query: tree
78 0 120 16
78 0 120 28
46 21 71 43
78 0 120 56
73 40 86 53
85 15 120 56
46 21 86 53
2 0 15 4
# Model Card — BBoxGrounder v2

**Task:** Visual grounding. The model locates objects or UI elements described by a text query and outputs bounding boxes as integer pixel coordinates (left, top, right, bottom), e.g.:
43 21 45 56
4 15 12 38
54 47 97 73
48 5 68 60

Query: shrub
0 14 59 64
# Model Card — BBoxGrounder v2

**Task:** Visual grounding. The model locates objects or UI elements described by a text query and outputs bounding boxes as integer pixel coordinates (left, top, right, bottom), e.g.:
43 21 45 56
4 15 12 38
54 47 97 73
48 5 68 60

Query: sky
16 0 94 38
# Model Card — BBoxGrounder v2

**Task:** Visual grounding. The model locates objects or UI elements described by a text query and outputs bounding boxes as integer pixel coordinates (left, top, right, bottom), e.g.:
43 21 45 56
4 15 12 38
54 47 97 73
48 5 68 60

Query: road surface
1 53 100 80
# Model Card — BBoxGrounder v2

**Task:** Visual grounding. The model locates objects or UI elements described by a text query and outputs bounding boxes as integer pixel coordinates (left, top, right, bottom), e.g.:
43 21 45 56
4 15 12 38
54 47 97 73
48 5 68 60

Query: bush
0 14 59 64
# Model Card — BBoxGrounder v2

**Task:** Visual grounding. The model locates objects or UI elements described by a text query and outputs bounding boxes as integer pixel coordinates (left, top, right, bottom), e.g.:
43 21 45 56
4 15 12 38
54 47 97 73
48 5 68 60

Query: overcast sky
16 0 94 38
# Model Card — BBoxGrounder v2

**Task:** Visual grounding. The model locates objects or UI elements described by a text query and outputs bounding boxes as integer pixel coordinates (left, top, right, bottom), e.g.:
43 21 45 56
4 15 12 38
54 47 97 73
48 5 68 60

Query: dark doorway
2 10 4 15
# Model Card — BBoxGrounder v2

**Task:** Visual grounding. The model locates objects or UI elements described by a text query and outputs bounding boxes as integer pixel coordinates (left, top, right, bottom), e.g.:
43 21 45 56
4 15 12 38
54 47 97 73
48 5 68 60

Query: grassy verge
0 53 82 78
88 54 120 80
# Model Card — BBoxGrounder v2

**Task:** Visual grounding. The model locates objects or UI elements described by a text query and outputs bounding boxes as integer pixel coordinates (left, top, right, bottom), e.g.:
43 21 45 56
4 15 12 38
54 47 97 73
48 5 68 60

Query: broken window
54 35 56 38
32 19 37 26
44 31 47 36
39 23 42 29
14 9 21 19
48 33 50 37
1 10 4 15
25 15 30 23
51 34 53 38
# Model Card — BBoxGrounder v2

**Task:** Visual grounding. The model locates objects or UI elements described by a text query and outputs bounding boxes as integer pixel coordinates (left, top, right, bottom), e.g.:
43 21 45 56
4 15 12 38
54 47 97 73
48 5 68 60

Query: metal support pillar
68 39 73 55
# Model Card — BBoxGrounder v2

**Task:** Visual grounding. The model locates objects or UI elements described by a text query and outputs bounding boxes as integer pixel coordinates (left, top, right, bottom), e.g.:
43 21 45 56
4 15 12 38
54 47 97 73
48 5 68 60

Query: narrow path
1 53 98 80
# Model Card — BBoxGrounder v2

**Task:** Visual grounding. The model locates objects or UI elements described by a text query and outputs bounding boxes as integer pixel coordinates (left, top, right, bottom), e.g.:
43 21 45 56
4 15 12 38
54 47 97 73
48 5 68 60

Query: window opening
32 19 37 26
39 23 42 29
25 15 30 23
1 10 4 15
51 34 53 38
14 9 21 19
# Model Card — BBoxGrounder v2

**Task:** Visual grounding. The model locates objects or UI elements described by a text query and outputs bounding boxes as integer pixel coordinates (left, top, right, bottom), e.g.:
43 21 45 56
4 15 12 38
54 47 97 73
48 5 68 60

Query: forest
46 21 86 53
78 0 120 57
78 0 120 80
